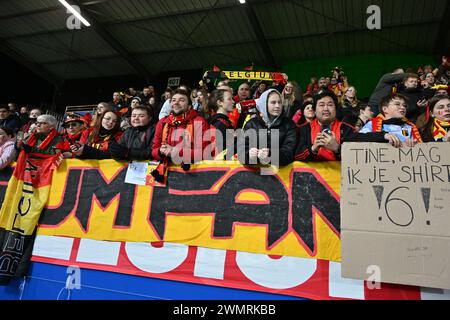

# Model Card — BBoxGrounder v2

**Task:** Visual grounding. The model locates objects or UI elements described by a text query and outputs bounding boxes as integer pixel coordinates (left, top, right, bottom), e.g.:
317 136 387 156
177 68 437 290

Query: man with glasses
359 94 422 147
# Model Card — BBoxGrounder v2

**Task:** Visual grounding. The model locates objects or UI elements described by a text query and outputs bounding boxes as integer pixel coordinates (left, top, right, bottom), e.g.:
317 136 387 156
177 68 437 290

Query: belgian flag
0 150 61 284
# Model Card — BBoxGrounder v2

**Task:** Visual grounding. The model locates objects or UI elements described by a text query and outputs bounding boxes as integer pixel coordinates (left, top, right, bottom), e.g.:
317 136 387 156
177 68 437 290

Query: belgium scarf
371 115 423 142
152 112 194 182
432 118 450 141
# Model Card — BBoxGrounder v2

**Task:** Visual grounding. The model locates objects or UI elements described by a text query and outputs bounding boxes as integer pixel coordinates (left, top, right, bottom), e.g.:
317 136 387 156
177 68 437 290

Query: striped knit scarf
371 115 423 142
152 112 194 182
433 118 450 140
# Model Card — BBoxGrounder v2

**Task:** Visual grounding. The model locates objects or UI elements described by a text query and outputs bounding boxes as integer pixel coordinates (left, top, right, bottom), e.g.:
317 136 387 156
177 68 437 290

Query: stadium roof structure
0 0 449 86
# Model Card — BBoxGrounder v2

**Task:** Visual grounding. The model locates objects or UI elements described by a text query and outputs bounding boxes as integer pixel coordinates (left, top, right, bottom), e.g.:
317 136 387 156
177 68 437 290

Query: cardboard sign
341 143 450 289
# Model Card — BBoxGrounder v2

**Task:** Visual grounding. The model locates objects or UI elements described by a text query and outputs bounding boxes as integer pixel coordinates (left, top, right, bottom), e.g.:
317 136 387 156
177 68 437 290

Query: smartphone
322 125 332 136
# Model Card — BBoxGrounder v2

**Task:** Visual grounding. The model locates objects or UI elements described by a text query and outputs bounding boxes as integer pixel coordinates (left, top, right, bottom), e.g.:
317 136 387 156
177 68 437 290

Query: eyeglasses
36 122 48 126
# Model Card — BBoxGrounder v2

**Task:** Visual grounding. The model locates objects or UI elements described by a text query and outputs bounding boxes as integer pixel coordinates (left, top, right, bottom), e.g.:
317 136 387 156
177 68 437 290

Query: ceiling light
239 0 246 4
58 0 91 27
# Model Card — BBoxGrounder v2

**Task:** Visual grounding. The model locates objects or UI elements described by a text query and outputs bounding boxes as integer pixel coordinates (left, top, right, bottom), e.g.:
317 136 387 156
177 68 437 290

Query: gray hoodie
255 89 283 128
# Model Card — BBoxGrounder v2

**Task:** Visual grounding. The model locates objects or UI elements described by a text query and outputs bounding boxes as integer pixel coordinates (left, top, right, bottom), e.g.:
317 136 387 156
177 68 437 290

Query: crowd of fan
0 56 449 175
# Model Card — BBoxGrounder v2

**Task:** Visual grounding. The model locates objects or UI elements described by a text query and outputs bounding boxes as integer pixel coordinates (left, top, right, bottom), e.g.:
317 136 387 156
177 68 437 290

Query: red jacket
151 109 210 162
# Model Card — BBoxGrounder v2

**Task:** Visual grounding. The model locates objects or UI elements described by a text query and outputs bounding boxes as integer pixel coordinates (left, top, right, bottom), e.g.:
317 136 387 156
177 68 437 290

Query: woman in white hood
237 89 297 166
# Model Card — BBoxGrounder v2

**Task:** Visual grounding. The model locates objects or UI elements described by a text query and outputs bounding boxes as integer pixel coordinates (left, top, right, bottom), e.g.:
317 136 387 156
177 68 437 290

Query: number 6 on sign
384 187 414 227
373 186 414 227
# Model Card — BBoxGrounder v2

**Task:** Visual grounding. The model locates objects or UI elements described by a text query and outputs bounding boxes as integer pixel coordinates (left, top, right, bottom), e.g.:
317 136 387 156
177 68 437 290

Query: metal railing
65 105 97 114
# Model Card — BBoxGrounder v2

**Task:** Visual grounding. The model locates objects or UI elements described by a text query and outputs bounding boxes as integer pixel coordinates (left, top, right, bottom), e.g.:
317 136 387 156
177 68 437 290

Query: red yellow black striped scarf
152 112 195 182
433 118 450 140
371 115 423 142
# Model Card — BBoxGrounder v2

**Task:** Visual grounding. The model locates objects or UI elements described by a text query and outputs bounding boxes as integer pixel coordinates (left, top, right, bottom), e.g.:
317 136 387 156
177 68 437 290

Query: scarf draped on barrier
0 148 61 284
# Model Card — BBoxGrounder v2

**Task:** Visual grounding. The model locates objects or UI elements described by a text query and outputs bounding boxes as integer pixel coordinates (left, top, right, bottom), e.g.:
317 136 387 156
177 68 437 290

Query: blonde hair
282 81 298 105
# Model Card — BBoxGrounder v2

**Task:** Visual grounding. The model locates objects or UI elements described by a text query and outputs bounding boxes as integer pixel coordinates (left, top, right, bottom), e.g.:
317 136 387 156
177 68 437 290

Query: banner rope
26 275 170 300
18 276 27 300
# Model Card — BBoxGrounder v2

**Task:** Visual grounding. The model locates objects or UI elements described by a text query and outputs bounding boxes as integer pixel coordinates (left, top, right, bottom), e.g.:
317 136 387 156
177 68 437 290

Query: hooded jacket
238 89 297 166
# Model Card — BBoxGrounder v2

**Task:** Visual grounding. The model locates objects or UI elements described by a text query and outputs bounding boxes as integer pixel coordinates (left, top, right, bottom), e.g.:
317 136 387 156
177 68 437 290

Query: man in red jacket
295 91 395 162
152 89 210 169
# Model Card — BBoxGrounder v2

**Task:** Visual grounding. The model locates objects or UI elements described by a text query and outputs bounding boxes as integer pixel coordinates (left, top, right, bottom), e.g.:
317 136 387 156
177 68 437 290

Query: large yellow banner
34 160 342 261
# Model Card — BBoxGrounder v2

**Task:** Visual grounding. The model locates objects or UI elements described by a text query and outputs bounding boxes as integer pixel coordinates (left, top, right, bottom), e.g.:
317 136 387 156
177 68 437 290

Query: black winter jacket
237 114 297 166
115 124 155 160
79 145 111 159
369 73 406 115
209 113 235 154
0 114 21 133
397 85 425 123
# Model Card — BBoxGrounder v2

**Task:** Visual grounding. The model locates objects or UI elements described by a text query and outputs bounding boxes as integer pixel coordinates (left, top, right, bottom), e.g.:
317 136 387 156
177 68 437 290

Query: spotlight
58 0 91 27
